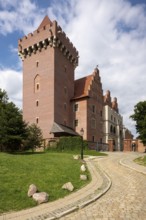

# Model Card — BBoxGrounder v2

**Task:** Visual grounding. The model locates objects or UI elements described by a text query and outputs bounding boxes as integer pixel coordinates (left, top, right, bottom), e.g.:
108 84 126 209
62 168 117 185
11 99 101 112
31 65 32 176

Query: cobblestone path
60 153 146 220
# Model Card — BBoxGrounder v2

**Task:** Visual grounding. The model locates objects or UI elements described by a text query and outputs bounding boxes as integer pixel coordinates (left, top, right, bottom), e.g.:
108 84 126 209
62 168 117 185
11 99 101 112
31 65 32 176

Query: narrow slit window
34 75 40 93
36 61 39 67
37 83 39 90
36 100 39 107
92 105 95 113
36 117 39 124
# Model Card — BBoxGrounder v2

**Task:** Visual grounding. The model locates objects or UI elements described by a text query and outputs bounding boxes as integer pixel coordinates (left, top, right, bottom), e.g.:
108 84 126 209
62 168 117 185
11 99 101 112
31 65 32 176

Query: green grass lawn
0 150 107 214
134 156 146 166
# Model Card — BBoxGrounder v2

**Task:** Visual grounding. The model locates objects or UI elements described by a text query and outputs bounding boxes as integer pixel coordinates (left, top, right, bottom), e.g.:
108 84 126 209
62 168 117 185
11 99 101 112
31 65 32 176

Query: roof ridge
75 73 93 82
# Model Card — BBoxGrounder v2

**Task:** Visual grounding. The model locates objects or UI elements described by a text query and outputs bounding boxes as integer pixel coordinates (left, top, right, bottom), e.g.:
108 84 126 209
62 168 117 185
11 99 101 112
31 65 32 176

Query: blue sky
0 0 146 137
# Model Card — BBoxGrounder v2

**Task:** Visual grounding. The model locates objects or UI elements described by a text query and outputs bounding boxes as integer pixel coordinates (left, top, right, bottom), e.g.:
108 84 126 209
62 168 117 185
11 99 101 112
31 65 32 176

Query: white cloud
0 68 22 108
46 0 146 137
0 0 45 35
0 0 146 137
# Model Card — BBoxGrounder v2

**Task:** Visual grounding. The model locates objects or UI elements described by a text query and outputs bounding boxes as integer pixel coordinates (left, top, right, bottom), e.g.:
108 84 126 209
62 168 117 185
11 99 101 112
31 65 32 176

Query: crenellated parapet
18 16 79 67
112 97 119 113
104 90 112 107
104 90 119 113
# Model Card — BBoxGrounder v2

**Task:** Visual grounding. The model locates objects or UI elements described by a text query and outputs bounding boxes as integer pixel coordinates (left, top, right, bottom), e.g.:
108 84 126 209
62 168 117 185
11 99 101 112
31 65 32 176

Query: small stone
27 184 37 197
81 164 86 172
32 192 49 204
62 182 74 192
80 174 87 180
73 155 80 160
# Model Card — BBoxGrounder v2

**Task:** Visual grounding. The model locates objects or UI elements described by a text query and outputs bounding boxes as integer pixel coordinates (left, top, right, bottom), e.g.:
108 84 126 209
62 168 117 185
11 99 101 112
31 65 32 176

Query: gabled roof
37 15 52 30
72 74 93 100
50 122 79 136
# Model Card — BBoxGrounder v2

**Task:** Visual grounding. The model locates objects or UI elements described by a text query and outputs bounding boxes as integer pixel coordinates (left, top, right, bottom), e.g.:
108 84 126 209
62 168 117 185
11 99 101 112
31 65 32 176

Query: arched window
34 74 40 93
113 127 116 134
110 125 113 133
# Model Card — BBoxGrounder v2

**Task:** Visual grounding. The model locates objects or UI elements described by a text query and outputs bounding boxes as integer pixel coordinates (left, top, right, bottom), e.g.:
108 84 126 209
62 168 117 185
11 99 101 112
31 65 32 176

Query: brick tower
18 16 78 140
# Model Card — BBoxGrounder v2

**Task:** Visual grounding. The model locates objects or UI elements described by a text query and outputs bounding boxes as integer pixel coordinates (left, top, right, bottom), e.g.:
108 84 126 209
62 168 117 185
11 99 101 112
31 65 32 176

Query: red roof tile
72 74 93 100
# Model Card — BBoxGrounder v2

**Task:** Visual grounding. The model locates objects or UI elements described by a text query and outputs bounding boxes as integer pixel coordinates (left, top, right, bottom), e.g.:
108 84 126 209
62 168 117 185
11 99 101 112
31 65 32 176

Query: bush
24 124 43 152
47 136 88 152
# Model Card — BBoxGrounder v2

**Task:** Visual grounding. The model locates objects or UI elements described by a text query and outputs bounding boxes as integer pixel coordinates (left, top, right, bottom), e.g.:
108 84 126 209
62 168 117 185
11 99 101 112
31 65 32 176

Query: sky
0 0 146 138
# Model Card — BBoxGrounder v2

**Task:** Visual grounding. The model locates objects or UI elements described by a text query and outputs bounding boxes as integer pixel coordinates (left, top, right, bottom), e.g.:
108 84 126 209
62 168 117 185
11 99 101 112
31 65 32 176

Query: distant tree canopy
130 101 146 146
0 89 43 152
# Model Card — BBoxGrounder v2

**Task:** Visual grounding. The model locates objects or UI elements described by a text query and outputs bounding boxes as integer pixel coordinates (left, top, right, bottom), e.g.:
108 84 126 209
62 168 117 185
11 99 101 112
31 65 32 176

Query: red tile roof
72 74 93 100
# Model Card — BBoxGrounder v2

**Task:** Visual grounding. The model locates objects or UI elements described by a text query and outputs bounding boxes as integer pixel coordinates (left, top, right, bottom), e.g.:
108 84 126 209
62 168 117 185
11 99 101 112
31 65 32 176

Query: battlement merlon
18 19 79 65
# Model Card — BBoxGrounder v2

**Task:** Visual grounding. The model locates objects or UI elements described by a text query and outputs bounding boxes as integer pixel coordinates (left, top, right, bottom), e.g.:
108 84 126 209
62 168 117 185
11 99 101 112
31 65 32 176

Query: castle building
71 68 103 143
102 91 123 151
18 16 79 141
18 15 131 150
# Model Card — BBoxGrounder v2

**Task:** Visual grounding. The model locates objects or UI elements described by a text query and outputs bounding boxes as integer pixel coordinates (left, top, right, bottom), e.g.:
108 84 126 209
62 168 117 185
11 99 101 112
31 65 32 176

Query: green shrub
47 136 88 152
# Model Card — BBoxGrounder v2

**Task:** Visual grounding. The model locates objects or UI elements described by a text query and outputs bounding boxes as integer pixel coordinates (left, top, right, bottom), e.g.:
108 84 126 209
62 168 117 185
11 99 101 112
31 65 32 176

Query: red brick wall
74 99 87 140
22 46 55 139
74 68 103 142
125 129 133 139
87 70 103 142
19 18 78 139
123 139 132 151
137 139 146 153
108 139 114 151
54 48 74 128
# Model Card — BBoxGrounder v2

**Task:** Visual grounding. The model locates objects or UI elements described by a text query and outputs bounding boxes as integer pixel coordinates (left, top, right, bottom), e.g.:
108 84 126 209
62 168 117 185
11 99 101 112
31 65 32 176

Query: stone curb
120 158 146 175
44 157 112 220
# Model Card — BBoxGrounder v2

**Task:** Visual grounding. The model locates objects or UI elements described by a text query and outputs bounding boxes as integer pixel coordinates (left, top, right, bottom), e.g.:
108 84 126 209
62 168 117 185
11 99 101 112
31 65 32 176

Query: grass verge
0 150 107 214
134 156 146 166
0 152 90 213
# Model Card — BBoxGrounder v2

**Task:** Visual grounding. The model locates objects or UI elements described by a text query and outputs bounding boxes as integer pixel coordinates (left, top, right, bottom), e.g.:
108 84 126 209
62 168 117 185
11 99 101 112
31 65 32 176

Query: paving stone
60 152 146 220
1 152 146 220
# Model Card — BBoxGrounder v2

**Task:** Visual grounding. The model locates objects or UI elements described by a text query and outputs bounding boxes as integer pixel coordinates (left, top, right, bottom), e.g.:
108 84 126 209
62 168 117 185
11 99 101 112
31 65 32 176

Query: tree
130 101 146 146
0 89 8 104
25 123 43 151
0 89 28 151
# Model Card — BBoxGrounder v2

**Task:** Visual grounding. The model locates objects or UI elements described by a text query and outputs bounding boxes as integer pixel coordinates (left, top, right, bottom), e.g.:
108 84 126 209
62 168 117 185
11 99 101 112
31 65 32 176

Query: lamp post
80 128 84 160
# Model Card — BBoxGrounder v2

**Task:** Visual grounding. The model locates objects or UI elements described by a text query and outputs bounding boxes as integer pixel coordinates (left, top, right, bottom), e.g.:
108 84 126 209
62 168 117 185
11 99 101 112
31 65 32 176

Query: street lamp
80 128 84 160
